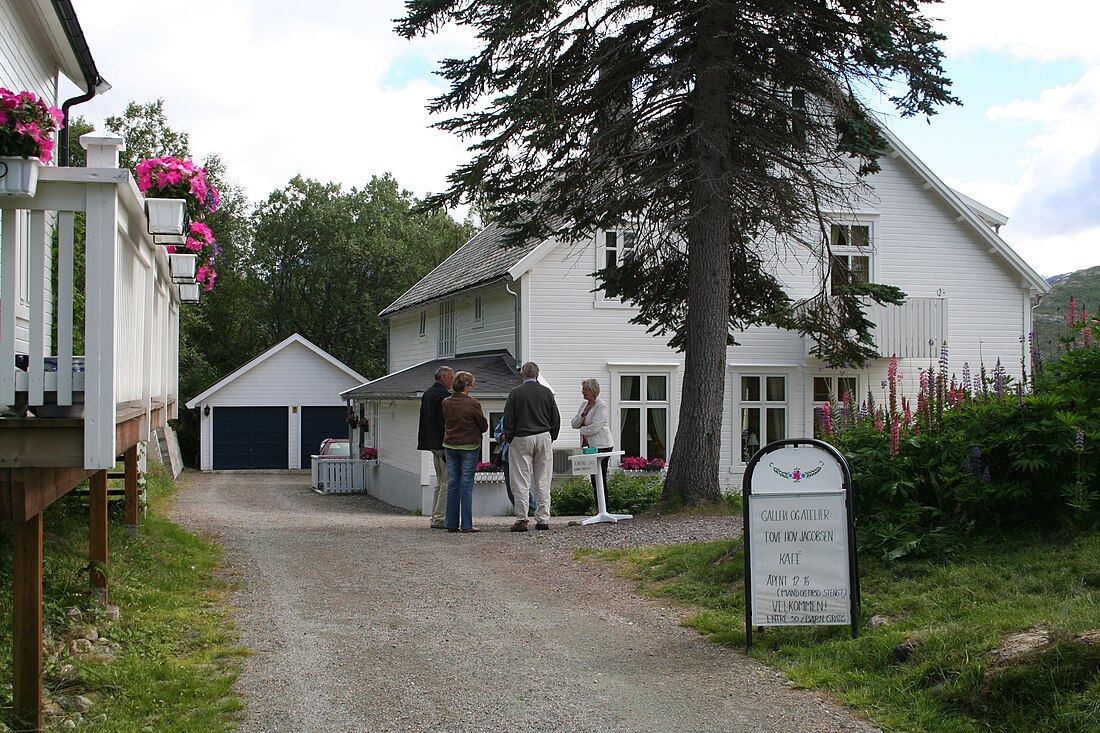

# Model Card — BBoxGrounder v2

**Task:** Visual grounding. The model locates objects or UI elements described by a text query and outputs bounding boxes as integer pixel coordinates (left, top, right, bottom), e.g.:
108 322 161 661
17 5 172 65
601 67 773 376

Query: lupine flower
1076 429 1085 452
889 421 900 457
874 410 884 433
821 402 834 438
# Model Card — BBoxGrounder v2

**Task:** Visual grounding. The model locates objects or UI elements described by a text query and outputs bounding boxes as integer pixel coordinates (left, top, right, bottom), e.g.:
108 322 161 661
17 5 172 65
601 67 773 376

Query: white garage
186 334 368 471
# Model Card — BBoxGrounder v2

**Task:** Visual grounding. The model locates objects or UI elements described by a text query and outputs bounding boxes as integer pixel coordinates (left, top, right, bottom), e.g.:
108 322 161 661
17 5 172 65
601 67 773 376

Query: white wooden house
186 333 368 471
348 126 1050 514
2 1 188 727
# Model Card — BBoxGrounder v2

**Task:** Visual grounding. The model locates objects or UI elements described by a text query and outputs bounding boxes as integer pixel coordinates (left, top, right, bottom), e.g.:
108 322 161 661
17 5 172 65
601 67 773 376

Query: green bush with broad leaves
823 312 1100 559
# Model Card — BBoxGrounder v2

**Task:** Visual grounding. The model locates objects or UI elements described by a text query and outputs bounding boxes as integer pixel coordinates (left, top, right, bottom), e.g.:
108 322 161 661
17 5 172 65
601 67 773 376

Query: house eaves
880 126 1049 294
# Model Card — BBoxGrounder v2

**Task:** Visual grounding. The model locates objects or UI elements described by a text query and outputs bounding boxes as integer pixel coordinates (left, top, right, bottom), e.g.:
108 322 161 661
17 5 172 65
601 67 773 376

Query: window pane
621 407 641 456
766 376 785 402
851 255 870 283
851 225 870 248
830 224 848 248
646 375 667 401
741 376 760 402
622 230 636 255
605 231 618 249
838 377 858 402
766 407 786 443
646 408 667 460
621 375 641 401
813 376 832 402
830 254 848 291
741 407 761 462
488 410 504 464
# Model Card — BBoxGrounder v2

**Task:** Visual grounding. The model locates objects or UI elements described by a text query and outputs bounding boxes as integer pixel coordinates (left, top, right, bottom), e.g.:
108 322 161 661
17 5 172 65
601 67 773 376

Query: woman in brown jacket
442 370 489 532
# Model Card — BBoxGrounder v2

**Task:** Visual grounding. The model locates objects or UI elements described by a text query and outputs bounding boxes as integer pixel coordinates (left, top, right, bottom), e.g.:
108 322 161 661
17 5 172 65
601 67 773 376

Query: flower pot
154 233 188 246
178 282 201 303
0 156 41 197
144 197 187 235
168 253 198 283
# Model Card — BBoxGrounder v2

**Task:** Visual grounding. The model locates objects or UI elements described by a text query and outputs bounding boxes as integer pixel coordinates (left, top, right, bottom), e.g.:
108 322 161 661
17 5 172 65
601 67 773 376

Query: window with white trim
473 296 484 327
437 300 455 357
486 409 504 465
418 310 427 337
738 374 787 463
619 373 669 460
829 223 872 294
602 229 636 270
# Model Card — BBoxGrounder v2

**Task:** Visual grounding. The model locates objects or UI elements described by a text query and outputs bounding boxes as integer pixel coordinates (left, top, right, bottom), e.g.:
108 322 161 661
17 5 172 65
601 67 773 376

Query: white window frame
811 372 860 438
736 372 790 464
594 228 638 309
473 295 484 328
418 310 427 337
437 300 456 357
609 363 678 462
827 220 875 295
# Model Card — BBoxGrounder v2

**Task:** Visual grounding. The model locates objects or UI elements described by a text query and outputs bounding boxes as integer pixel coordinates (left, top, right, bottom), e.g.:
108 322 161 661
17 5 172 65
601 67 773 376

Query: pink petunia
189 222 213 242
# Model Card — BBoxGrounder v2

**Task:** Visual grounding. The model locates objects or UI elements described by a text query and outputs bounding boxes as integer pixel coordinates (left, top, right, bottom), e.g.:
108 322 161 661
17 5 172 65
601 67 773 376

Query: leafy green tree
250 174 471 378
104 99 189 172
399 0 956 505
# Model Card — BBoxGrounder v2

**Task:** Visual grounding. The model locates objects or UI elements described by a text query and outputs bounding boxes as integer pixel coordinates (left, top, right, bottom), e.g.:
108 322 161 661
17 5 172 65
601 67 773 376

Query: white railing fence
311 457 367 494
0 133 181 468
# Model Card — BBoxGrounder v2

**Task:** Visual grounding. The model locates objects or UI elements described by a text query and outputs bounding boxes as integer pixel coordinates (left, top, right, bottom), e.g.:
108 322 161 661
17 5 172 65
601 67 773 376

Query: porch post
12 511 43 731
89 469 109 604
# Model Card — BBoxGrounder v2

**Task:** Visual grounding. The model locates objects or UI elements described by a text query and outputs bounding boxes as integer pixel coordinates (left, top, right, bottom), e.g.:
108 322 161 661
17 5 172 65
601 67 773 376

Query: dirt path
172 471 877 733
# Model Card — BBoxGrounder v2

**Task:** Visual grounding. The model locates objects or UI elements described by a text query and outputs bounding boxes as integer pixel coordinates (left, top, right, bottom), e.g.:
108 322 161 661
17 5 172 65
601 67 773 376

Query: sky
65 0 1100 278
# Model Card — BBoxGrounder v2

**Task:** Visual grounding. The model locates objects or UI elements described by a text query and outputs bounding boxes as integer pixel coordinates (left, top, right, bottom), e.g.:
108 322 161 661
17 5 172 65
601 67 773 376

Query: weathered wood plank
12 511 43 731
1 467 97 523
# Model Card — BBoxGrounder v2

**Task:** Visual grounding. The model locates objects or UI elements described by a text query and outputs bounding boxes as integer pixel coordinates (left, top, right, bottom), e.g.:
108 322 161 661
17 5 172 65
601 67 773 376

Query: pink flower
189 221 213 242
889 421 900 457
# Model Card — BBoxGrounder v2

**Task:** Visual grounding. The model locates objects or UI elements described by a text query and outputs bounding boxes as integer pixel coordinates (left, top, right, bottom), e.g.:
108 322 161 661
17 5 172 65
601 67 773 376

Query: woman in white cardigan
571 378 614 506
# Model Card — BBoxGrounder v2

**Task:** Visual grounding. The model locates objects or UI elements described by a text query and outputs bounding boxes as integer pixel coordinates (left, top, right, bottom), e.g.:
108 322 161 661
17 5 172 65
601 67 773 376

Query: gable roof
185 334 369 407
381 127 1050 317
379 223 543 318
342 351 520 401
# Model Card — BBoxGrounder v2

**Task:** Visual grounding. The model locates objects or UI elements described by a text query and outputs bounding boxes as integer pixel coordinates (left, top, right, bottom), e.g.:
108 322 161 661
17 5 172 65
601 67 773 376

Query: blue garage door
300 406 350 468
212 407 288 469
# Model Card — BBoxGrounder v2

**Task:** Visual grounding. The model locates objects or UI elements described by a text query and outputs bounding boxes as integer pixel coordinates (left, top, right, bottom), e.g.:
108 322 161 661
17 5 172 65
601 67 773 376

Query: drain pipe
505 279 521 370
51 0 110 166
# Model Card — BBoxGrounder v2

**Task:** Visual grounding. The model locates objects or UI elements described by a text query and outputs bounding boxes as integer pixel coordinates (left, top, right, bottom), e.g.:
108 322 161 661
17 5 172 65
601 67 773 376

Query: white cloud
934 1 1100 62
70 0 477 204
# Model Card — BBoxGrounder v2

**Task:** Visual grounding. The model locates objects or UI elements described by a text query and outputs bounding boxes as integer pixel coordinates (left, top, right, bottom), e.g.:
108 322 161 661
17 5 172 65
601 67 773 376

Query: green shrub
551 473 663 516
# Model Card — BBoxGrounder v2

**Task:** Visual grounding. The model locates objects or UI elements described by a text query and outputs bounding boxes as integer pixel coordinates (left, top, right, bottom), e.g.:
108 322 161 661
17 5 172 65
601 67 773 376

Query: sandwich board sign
742 438 860 650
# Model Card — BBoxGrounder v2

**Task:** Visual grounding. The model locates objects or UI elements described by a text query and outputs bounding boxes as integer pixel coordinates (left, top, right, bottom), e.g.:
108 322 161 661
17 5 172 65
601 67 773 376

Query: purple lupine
993 359 1006 398
961 362 972 395
1076 429 1085 452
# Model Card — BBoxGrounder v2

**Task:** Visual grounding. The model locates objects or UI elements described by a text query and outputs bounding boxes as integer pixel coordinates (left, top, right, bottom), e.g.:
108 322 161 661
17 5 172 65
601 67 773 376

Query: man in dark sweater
418 365 453 529
503 362 560 531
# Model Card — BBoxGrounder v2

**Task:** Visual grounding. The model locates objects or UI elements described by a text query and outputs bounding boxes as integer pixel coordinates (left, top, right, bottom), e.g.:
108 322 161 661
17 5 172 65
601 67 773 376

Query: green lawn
579 532 1100 733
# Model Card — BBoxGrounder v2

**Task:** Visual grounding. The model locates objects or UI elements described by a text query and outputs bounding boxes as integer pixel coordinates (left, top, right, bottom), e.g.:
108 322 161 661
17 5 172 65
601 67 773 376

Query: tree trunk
663 5 733 506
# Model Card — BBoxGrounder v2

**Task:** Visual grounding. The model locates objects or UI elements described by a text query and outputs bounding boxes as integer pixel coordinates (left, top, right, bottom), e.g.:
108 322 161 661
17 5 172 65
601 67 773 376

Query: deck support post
89 469 108 605
13 511 43 731
124 445 139 538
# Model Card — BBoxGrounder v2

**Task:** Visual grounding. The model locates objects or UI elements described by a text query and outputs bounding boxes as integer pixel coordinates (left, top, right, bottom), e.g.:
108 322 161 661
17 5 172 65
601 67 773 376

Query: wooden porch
1 133 184 730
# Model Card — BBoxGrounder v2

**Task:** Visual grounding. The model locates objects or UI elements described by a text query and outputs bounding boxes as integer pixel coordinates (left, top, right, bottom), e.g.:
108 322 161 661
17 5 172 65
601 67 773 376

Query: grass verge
0 463 245 732
577 532 1100 733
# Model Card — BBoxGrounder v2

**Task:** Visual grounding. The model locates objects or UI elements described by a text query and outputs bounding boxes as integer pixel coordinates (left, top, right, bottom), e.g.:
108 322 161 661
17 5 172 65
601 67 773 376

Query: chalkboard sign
742 439 859 649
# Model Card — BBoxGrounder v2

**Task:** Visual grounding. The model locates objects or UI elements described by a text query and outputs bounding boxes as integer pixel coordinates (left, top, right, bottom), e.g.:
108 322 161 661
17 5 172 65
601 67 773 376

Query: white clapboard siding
374 400 422 476
456 287 516 356
389 309 438 371
203 341 357 406
0 1 59 107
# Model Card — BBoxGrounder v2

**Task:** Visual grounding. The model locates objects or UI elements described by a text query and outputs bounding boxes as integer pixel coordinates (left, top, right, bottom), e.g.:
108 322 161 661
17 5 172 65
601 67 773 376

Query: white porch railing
311 457 367 494
0 133 181 468
803 296 947 360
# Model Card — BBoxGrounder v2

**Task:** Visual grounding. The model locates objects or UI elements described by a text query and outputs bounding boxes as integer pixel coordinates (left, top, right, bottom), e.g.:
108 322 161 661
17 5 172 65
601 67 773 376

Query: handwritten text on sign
749 493 850 626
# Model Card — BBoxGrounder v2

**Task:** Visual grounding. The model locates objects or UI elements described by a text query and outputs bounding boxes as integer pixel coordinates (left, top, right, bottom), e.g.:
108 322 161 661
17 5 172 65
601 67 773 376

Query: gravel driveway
172 471 877 733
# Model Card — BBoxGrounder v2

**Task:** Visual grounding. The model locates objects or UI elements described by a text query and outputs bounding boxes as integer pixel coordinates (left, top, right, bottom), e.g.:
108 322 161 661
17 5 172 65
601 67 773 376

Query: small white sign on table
569 450 631 524
743 439 859 649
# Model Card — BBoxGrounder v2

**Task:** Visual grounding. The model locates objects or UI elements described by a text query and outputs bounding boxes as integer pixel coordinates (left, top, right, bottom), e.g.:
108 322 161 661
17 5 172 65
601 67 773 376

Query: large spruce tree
398 0 957 505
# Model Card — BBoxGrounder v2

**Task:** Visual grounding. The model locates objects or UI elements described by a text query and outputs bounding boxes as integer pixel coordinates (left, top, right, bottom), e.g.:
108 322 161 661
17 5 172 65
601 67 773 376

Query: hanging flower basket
168 252 198 283
0 156 41 197
145 198 187 235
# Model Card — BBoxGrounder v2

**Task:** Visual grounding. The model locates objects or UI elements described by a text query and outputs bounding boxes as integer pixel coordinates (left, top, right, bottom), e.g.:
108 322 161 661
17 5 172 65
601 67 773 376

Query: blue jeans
445 448 479 530
503 460 537 513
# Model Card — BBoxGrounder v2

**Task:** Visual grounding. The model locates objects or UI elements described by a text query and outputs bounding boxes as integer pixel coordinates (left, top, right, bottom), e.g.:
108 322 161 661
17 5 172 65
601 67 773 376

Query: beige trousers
509 432 553 524
430 449 448 527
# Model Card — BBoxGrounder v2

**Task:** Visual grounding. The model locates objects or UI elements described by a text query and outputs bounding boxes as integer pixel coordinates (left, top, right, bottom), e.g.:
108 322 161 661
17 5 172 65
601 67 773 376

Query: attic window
418 310 427 337
829 223 872 294
603 229 636 269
